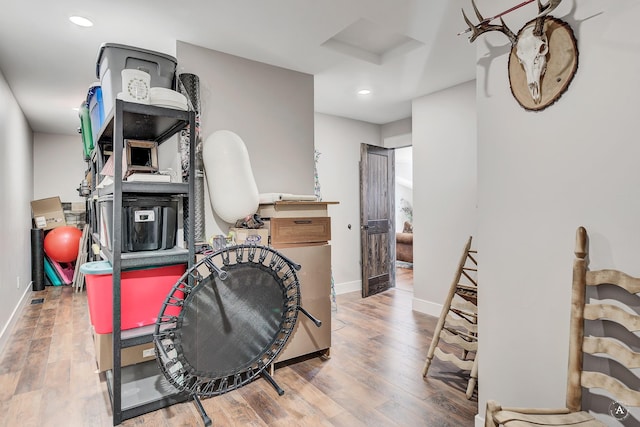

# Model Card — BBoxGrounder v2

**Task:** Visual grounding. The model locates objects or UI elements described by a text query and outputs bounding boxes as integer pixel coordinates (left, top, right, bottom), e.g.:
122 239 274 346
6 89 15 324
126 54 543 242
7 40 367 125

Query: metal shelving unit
92 99 195 425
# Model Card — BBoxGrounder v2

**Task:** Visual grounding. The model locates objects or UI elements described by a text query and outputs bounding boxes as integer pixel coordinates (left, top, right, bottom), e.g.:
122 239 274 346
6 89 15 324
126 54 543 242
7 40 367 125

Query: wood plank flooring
0 269 477 427
395 265 413 292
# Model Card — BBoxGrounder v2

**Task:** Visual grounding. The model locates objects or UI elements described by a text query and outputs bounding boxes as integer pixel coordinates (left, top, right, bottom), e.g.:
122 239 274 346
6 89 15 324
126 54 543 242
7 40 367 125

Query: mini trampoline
154 244 320 425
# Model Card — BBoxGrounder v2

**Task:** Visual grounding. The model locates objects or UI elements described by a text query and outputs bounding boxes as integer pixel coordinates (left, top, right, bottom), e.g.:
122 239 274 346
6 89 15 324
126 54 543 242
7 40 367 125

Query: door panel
360 144 395 298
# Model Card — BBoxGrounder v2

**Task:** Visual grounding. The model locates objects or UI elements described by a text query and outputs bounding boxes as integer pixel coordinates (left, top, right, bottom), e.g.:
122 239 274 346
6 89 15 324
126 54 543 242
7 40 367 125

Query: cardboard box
229 227 270 245
92 327 156 372
31 197 66 230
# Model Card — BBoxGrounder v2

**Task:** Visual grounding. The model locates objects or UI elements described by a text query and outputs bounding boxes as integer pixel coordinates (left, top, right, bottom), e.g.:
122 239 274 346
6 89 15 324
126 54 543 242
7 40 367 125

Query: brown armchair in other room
396 222 413 263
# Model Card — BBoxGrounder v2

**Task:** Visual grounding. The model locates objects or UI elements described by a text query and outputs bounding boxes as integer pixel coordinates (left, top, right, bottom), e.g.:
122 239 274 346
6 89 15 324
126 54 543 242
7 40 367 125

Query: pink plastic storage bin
81 261 185 334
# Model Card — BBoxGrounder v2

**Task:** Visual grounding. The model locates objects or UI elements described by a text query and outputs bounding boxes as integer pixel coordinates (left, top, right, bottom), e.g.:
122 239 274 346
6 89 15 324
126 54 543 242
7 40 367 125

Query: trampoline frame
154 244 320 425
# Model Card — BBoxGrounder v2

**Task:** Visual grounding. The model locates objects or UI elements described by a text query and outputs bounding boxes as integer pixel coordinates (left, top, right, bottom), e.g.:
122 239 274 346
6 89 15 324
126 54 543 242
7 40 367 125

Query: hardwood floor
0 278 477 427
395 264 413 292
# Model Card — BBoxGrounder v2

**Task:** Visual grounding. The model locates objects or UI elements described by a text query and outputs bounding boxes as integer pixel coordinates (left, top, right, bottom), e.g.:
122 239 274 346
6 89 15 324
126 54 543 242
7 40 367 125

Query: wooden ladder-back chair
423 236 478 399
485 226 640 426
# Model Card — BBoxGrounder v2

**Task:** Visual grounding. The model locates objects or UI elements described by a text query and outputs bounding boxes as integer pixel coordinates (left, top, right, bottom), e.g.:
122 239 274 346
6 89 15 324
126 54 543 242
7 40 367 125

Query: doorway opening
394 145 413 292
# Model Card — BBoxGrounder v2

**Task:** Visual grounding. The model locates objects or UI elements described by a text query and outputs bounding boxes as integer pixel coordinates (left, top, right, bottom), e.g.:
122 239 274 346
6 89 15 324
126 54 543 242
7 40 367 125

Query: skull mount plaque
463 0 578 111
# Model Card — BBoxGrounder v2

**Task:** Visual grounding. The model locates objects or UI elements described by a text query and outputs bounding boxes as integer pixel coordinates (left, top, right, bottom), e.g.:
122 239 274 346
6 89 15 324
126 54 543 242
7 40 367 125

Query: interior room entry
359 144 395 297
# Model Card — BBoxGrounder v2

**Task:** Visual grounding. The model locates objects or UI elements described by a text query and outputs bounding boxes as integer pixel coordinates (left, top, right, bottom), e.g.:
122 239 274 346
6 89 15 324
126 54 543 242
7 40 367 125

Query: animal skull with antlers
462 0 578 110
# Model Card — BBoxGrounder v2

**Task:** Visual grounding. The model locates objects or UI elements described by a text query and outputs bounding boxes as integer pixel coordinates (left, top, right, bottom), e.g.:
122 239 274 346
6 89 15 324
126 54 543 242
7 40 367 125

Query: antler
536 0 562 18
533 0 562 35
462 0 517 46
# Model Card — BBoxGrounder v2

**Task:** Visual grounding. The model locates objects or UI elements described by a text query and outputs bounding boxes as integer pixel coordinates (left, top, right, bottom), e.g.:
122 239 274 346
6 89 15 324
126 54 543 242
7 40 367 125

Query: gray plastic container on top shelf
96 43 177 119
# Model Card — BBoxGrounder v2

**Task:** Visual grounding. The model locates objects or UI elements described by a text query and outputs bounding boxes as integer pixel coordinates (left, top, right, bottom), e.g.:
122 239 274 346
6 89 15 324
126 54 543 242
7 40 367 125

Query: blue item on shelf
87 83 104 143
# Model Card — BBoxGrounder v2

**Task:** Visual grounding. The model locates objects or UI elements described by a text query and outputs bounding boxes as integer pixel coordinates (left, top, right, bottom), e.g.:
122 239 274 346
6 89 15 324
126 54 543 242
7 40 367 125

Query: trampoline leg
193 395 212 426
262 370 285 396
298 306 322 327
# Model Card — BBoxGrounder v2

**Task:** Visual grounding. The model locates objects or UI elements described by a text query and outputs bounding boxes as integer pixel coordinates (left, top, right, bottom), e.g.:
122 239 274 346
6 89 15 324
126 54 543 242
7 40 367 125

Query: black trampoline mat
176 263 285 377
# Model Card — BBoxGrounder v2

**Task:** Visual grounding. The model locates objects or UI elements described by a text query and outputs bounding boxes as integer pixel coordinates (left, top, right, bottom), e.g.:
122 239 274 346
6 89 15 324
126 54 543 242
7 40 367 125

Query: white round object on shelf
202 130 259 223
149 87 188 110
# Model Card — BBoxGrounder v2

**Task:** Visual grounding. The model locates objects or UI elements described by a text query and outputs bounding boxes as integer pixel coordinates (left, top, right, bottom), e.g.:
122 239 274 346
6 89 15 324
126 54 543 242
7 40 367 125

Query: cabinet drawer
270 217 331 244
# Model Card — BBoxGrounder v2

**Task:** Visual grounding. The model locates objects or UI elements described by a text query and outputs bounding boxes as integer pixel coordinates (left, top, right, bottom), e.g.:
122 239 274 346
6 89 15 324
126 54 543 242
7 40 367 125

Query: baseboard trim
335 280 361 295
475 414 484 427
0 286 32 359
411 296 443 317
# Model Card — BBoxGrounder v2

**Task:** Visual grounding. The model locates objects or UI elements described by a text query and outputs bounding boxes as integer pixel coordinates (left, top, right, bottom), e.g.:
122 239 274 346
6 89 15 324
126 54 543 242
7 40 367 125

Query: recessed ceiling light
69 16 94 27
357 89 372 95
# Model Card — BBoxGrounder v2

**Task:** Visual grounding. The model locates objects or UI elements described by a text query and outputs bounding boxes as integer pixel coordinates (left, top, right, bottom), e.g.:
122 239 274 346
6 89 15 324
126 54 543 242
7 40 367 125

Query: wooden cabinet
275 244 331 362
257 201 337 363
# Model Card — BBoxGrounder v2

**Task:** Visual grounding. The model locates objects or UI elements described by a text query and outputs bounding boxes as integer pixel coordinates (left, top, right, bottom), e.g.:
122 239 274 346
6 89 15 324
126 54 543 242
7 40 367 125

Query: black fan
154 245 321 425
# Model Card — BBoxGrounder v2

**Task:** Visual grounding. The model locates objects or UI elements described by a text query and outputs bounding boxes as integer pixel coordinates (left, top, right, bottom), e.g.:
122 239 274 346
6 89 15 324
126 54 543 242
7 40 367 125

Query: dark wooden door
360 144 395 298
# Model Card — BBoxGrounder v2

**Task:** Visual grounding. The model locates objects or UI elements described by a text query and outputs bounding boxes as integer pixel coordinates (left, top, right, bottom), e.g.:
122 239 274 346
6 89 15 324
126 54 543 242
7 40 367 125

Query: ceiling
0 0 477 136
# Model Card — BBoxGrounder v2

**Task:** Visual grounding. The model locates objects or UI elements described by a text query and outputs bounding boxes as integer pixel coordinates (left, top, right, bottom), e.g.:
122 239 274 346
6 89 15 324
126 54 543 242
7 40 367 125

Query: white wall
382 118 412 142
0 69 34 354
314 113 382 294
33 133 86 203
477 0 640 423
176 41 315 238
382 118 412 149
411 80 477 316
